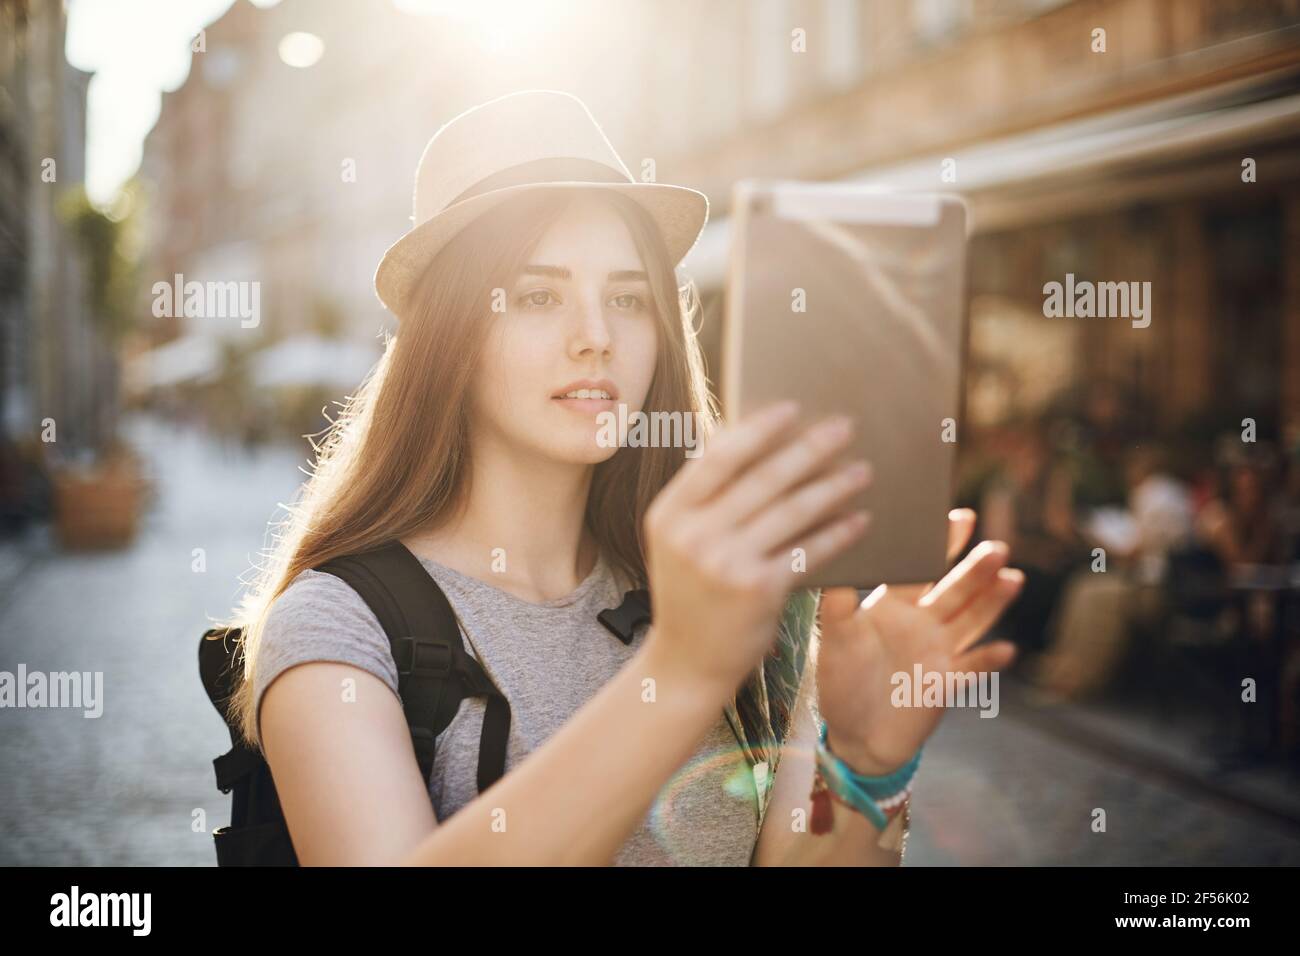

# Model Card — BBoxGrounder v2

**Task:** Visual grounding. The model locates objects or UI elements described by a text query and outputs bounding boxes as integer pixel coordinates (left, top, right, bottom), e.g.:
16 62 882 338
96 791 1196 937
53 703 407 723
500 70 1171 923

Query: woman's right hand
641 401 872 695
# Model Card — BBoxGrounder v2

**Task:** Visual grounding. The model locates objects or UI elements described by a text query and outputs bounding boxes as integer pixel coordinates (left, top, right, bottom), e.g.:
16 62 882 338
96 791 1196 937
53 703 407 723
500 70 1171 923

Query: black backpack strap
199 626 243 719
314 542 511 793
200 626 264 797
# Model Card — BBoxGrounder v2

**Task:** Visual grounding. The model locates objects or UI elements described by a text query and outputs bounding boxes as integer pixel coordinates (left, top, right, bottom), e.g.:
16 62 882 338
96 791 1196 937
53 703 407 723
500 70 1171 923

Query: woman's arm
260 662 438 866
261 629 733 866
265 403 872 865
750 656 903 866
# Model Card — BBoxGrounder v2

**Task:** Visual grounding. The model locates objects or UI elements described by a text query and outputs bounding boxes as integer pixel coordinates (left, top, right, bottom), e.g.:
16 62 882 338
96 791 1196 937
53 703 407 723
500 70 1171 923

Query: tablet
722 181 969 588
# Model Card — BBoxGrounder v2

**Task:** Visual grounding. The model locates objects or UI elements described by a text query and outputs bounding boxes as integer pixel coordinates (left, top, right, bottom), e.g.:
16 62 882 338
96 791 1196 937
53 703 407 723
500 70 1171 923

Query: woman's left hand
814 508 1024 775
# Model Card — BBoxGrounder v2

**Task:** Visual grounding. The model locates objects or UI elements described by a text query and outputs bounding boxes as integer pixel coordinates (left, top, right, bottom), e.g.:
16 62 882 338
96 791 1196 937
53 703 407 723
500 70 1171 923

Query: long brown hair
226 188 718 748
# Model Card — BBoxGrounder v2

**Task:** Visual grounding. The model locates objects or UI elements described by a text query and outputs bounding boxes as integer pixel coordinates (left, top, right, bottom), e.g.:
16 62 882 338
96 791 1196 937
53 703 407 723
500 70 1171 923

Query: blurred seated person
1197 447 1282 565
1032 445 1193 698
981 423 1084 655
1193 445 1291 759
1188 441 1300 761
1196 444 1284 641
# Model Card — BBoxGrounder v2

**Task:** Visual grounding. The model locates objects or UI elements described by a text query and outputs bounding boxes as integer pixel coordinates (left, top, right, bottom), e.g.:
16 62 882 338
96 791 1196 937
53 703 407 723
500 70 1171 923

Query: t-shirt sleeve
252 569 401 734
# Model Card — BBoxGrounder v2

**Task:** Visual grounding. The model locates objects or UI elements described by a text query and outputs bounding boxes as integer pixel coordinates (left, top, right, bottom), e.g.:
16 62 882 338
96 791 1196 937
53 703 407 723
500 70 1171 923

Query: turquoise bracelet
814 720 922 830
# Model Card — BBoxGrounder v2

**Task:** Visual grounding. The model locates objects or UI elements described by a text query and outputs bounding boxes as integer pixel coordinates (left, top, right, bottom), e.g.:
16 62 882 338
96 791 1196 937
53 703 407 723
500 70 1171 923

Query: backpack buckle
598 589 651 645
396 636 452 678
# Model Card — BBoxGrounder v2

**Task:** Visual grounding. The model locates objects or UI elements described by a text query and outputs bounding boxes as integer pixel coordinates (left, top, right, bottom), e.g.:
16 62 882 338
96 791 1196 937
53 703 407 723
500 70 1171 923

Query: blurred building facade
665 0 1300 461
0 0 102 457
140 0 473 356
136 0 1300 459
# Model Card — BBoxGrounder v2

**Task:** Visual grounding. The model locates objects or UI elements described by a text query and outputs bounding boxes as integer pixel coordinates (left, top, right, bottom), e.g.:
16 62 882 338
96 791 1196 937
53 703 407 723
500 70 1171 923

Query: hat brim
373 180 709 318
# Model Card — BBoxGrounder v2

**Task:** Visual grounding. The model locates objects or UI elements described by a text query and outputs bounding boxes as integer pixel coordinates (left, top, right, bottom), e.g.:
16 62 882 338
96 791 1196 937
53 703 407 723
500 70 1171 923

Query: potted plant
48 184 148 550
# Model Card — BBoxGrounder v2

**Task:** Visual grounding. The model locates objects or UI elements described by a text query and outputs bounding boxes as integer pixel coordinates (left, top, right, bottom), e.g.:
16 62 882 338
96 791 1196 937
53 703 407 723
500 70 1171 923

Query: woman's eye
611 293 644 310
519 290 556 308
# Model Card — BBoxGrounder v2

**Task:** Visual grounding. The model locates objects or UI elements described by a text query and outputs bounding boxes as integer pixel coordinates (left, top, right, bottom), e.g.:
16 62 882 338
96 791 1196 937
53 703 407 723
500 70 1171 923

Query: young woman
226 91 1023 866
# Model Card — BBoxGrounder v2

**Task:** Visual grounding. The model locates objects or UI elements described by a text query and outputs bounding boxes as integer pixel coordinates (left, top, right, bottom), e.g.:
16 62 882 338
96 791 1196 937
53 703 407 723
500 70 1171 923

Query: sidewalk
0 415 308 865
905 676 1300 865
1006 675 1300 828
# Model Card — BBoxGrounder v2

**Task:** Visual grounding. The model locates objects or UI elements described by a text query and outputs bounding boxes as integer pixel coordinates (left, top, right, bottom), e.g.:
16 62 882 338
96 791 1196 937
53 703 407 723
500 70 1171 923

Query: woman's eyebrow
520 265 648 282
521 264 569 279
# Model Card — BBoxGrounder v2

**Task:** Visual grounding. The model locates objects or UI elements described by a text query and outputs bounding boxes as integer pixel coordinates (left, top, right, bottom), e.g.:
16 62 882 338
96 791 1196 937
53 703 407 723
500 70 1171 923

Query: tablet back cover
722 182 968 588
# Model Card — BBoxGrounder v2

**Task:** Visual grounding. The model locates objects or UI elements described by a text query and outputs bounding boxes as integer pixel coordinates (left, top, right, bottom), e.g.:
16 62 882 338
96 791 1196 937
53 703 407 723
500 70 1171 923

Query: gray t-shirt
253 550 761 865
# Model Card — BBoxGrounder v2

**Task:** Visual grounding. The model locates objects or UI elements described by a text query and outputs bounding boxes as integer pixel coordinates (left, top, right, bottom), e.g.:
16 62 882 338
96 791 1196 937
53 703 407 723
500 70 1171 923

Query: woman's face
470 194 660 465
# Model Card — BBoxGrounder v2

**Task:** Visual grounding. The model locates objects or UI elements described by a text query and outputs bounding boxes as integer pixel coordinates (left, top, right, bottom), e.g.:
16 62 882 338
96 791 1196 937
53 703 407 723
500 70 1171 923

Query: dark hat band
444 156 633 210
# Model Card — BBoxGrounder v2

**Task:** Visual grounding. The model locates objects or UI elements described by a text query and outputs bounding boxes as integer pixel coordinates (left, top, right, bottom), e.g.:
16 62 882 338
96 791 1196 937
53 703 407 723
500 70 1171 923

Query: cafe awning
680 68 1300 290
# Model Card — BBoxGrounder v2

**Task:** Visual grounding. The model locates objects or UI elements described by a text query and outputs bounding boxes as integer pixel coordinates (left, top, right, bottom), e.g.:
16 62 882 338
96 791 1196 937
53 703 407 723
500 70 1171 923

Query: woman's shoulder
266 566 379 619
254 569 402 716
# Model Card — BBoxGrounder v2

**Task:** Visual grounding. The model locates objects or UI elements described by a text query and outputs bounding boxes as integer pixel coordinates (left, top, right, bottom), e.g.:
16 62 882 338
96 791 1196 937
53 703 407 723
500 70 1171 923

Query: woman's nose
568 292 613 359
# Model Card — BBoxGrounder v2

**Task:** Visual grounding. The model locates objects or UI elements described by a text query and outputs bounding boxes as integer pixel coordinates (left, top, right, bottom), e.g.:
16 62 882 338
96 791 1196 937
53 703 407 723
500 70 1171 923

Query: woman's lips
552 396 618 414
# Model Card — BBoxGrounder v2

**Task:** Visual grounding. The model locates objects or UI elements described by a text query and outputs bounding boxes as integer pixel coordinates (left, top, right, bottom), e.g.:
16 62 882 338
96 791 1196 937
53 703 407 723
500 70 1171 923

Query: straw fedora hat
373 89 710 318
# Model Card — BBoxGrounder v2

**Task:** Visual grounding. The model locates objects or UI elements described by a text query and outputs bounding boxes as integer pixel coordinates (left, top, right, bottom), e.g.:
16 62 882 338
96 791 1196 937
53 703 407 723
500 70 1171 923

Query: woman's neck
402 439 599 604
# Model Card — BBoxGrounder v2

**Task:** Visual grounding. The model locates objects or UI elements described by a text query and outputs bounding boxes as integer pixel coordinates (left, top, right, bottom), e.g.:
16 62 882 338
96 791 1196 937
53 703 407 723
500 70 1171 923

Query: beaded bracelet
810 720 922 835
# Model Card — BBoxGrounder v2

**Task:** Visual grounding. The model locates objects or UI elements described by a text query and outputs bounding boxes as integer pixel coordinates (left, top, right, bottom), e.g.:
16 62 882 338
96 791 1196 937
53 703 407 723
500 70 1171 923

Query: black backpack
199 539 650 866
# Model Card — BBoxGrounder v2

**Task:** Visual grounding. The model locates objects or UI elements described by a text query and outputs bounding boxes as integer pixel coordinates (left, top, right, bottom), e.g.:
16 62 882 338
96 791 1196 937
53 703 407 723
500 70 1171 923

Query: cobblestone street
907 700 1300 866
0 417 304 865
2 416 1298 865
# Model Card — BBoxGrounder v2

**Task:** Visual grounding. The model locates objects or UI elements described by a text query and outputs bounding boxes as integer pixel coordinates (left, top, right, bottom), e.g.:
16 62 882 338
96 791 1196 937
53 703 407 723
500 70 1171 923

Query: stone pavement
906 696 1300 865
0 416 305 865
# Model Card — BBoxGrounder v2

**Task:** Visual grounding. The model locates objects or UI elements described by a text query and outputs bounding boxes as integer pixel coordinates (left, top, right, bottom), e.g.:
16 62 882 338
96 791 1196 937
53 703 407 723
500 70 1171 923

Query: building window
746 0 791 123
